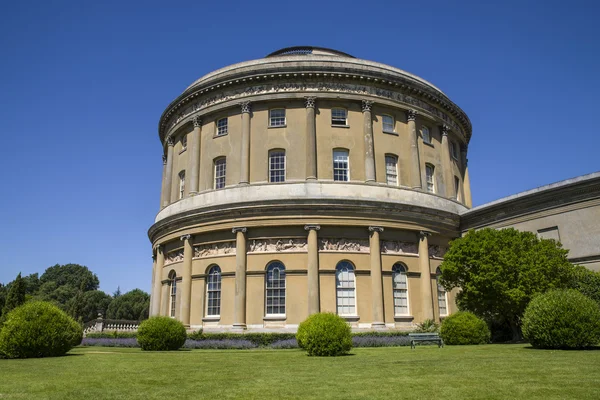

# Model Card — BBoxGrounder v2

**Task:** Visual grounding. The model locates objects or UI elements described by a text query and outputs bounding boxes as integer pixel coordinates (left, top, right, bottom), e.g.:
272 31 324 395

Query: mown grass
1 344 599 399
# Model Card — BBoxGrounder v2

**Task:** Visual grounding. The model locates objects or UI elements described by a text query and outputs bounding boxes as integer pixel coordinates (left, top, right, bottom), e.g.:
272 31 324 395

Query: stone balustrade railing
83 315 141 337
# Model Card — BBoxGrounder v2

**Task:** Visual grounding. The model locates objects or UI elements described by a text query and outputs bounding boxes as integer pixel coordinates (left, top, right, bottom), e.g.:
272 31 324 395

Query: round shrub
522 289 600 349
0 301 82 358
137 316 187 351
296 312 352 356
439 311 490 345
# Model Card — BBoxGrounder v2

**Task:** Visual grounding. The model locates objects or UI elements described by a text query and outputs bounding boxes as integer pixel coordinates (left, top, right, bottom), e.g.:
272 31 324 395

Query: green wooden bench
408 333 444 349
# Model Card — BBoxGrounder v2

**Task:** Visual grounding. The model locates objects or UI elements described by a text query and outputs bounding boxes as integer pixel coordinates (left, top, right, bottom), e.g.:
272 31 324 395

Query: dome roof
265 46 355 58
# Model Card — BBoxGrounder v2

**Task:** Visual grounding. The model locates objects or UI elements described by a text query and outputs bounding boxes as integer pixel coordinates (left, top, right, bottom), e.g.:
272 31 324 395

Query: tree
0 284 7 319
2 273 27 317
40 264 99 292
439 228 574 341
67 290 112 323
106 289 150 321
570 265 600 306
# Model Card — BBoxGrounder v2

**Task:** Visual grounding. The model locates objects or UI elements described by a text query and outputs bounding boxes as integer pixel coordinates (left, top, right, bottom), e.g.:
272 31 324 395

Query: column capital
361 100 373 113
304 224 321 231
162 155 167 165
192 115 202 128
368 226 384 233
406 109 417 121
232 227 247 234
166 136 174 147
440 125 450 136
152 252 157 261
419 231 432 239
304 96 316 108
180 234 191 242
240 101 251 114
155 244 163 252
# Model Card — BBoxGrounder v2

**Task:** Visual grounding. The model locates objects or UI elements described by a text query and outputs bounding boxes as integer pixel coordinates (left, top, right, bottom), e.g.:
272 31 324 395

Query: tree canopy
2 273 26 319
106 289 150 321
439 228 575 340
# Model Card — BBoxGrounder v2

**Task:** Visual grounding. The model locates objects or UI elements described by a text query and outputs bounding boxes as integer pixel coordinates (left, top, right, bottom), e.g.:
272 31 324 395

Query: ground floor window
336 261 356 316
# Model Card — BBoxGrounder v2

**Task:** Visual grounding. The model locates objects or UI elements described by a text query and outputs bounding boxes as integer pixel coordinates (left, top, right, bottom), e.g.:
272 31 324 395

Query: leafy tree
106 289 150 321
68 290 112 323
1 273 27 324
0 284 7 319
439 228 574 341
40 264 99 291
21 273 40 295
113 286 122 298
570 265 600 306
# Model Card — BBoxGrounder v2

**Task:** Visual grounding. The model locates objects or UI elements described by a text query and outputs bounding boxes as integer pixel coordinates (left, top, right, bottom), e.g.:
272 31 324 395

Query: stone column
162 137 175 207
188 116 202 195
461 145 473 208
440 125 454 198
239 102 251 185
150 252 156 316
305 97 317 180
179 235 193 327
160 155 167 208
151 245 164 316
369 226 385 328
418 231 434 321
305 224 320 315
232 227 247 329
407 110 422 189
160 278 169 316
362 100 376 182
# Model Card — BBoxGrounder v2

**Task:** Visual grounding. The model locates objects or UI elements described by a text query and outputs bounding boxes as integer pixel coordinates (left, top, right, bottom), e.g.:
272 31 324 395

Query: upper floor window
269 109 286 127
336 261 356 316
331 108 347 126
425 164 435 193
269 150 286 183
178 170 185 199
422 126 431 144
216 118 228 136
385 155 398 186
181 135 187 151
206 266 221 317
214 158 226 189
392 263 409 316
454 176 461 201
382 115 395 133
436 267 448 316
169 270 177 318
333 150 349 181
265 262 286 316
450 141 458 160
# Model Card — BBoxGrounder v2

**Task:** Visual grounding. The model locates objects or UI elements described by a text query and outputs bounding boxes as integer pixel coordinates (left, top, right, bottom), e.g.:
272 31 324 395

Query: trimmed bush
522 289 600 349
136 316 186 351
0 301 82 358
296 312 352 356
440 312 490 345
86 331 137 339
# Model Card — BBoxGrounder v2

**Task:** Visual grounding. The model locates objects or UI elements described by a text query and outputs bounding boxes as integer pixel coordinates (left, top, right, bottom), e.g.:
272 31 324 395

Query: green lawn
1 345 599 399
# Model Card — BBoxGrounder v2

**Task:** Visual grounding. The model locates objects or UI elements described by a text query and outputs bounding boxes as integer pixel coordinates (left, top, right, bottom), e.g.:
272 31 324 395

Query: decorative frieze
319 238 369 252
428 245 447 258
381 241 418 255
193 242 236 258
248 238 307 253
164 249 184 264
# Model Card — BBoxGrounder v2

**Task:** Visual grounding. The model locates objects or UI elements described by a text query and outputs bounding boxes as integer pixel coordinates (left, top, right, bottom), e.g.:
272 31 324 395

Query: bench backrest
408 333 441 339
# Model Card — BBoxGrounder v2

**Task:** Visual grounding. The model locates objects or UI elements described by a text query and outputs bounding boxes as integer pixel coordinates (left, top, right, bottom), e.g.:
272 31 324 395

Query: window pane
206 266 221 316
332 109 347 125
336 261 355 315
214 159 226 189
269 109 286 127
268 151 286 183
333 150 349 181
382 115 394 132
426 165 434 193
266 262 286 315
385 155 397 185
217 118 228 136
422 127 430 144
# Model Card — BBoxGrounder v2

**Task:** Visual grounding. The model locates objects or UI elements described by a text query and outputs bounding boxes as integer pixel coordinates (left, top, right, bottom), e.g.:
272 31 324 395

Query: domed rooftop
265 46 355 58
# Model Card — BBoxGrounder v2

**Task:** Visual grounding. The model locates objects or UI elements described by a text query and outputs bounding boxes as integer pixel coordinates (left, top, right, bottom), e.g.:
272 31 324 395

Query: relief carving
164 249 184 264
381 240 418 255
193 242 236 258
319 238 369 252
428 245 447 258
248 238 307 253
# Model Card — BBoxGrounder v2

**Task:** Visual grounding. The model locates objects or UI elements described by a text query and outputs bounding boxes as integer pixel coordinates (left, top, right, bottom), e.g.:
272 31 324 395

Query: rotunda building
148 46 473 331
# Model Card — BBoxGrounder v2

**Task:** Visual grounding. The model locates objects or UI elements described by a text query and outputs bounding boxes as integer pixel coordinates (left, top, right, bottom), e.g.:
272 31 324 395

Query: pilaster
407 110 422 189
369 226 385 328
232 227 248 329
362 100 376 182
305 97 317 180
418 231 434 321
239 102 251 185
305 224 321 315
179 234 193 327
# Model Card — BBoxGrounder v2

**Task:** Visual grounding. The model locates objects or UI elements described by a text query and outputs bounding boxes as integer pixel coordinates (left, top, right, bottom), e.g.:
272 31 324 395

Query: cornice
158 62 472 144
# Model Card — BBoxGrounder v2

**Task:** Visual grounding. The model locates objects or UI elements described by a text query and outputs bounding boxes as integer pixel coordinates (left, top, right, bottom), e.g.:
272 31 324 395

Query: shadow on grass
523 345 600 351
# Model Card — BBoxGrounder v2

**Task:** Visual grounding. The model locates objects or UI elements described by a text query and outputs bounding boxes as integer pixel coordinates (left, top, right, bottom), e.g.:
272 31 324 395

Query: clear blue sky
1 0 598 293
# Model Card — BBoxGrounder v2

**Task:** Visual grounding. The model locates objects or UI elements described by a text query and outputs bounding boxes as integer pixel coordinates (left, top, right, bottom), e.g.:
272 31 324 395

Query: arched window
385 154 398 186
333 149 349 181
268 150 286 183
392 263 409 316
425 164 435 193
206 266 221 317
436 267 448 316
265 262 286 315
178 170 185 199
336 261 356 316
214 158 226 189
169 270 177 318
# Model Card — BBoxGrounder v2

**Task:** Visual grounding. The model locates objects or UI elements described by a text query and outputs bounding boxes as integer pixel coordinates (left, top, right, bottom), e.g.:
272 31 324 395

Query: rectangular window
437 280 447 316
336 267 356 316
269 109 286 127
331 108 347 126
422 126 431 144
450 141 458 159
382 115 394 133
265 264 286 315
269 150 286 183
181 135 187 151
333 150 349 181
178 171 185 199
206 268 221 317
393 270 409 315
214 159 226 189
538 226 560 242
216 118 228 136
425 164 435 193
385 155 398 186
170 280 177 318
454 176 460 201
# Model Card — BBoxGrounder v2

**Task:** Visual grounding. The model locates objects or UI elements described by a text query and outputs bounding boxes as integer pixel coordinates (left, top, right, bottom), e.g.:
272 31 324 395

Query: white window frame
268 150 286 183
331 108 348 126
178 170 185 199
422 126 431 144
392 263 409 316
436 268 448 317
206 266 221 317
333 149 349 182
425 164 435 193
169 272 177 318
450 141 458 160
216 118 228 136
336 261 356 316
214 158 226 189
454 176 461 201
385 154 398 186
265 262 286 316
269 109 286 127
382 114 395 133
